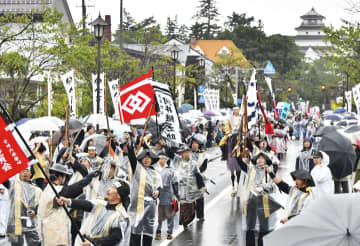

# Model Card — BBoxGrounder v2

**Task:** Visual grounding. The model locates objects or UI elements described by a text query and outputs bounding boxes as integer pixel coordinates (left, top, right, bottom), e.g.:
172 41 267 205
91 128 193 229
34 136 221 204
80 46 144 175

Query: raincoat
38 184 70 246
238 160 279 232
295 139 315 172
74 200 130 246
0 184 9 236
128 163 162 237
6 179 42 245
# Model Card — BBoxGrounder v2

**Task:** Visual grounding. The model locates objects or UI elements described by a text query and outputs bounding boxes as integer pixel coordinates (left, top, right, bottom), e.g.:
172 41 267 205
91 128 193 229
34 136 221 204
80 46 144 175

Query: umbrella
16 118 32 126
203 110 215 116
264 194 360 246
313 126 340 137
319 131 356 179
68 119 83 130
324 114 342 121
39 116 64 127
177 107 186 114
181 104 194 111
18 118 60 132
79 134 107 154
334 108 346 114
344 125 360 134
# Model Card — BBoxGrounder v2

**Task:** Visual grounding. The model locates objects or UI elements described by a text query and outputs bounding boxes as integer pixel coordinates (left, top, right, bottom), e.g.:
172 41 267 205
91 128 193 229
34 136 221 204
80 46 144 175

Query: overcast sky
68 0 357 36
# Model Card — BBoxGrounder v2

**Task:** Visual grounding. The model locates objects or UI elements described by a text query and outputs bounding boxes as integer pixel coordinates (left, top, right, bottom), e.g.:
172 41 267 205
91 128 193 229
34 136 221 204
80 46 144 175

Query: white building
294 7 330 62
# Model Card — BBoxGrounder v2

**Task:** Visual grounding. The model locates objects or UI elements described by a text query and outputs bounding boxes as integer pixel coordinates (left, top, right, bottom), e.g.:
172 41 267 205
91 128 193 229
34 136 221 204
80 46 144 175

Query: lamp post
169 44 181 97
90 13 108 114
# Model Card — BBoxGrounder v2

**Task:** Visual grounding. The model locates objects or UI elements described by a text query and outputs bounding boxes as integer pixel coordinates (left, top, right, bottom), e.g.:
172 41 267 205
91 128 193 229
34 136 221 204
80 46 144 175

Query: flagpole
136 101 155 155
104 73 114 157
0 103 87 243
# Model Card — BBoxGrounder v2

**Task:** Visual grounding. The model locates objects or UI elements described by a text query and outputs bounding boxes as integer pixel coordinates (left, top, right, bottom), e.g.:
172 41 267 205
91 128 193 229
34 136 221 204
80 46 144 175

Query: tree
165 16 178 40
0 7 70 120
192 0 220 39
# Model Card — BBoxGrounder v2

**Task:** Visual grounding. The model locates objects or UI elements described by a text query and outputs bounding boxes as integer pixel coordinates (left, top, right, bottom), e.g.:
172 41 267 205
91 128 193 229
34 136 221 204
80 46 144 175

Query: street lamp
90 13 108 115
321 84 326 110
287 87 292 93
169 44 182 97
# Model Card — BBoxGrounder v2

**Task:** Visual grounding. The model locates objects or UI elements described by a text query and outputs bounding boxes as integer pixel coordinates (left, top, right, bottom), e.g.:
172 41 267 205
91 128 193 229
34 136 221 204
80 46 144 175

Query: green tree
192 0 220 39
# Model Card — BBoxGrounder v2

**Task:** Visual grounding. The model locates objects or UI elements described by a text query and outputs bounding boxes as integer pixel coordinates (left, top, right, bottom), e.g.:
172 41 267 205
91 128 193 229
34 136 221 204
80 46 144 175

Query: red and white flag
257 88 274 134
0 115 30 184
118 70 156 124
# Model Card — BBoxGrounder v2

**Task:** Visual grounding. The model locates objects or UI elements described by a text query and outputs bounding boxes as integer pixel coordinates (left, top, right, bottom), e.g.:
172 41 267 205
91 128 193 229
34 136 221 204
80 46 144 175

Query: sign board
198 85 205 93
198 95 205 104
264 61 276 75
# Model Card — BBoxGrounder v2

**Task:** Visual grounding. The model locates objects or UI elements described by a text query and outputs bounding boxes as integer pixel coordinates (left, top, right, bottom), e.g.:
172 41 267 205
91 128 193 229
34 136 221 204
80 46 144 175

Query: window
306 32 309 35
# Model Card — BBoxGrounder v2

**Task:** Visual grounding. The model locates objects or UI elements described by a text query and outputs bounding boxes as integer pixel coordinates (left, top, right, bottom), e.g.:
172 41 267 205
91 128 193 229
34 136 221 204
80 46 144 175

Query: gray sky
68 0 357 36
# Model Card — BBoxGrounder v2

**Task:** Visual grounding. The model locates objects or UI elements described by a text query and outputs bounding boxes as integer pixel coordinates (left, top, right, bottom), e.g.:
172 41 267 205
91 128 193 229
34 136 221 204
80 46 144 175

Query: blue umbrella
177 107 186 114
16 118 32 126
334 108 346 114
181 104 194 111
324 114 341 121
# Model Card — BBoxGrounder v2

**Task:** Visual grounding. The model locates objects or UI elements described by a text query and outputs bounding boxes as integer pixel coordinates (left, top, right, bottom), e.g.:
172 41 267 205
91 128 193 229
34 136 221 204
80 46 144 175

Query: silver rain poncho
175 157 203 203
242 165 280 232
75 200 130 246
128 163 162 237
86 157 116 201
284 186 313 218
297 150 313 171
6 179 42 244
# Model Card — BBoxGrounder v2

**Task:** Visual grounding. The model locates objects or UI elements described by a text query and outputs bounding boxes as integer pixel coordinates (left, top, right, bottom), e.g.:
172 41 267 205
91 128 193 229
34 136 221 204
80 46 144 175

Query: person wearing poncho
3 167 42 246
56 180 131 246
127 143 162 246
237 152 281 246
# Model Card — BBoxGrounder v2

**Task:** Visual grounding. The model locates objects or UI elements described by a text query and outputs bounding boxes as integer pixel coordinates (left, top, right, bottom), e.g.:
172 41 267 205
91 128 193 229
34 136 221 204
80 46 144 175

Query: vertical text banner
151 81 182 144
62 70 77 119
0 116 30 183
92 73 105 115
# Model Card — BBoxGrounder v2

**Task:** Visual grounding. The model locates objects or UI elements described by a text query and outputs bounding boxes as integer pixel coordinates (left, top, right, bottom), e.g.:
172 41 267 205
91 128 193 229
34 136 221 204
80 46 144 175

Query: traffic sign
198 85 205 93
264 61 276 75
237 99 242 105
198 95 205 103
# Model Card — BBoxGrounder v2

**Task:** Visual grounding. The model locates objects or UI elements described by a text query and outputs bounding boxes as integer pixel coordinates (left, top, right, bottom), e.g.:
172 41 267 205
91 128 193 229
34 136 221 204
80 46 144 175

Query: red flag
257 89 274 134
118 70 156 124
0 115 30 184
273 99 279 120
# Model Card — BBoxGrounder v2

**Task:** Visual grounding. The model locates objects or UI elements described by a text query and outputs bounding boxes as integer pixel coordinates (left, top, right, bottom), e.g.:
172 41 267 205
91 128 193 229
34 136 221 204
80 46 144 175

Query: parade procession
1 1 360 246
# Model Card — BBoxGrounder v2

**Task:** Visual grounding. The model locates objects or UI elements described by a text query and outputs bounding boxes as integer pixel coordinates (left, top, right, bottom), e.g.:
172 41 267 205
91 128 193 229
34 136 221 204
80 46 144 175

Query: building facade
294 7 329 61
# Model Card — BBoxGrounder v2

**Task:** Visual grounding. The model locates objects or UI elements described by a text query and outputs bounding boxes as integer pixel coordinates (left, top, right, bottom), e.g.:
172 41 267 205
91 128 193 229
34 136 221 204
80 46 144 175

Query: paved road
155 139 302 246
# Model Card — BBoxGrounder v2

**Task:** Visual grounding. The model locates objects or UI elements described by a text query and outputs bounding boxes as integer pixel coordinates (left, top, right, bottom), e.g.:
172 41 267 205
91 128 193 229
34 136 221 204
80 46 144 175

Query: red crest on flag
118 70 156 124
0 116 30 184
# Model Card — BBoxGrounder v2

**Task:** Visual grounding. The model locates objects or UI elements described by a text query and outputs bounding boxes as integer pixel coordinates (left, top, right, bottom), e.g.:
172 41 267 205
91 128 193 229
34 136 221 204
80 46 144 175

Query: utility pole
119 0 124 49
77 0 94 34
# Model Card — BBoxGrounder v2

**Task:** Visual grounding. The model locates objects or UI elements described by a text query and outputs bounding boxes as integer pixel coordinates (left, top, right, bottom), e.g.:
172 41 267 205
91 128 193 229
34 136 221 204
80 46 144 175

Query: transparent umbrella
264 194 360 246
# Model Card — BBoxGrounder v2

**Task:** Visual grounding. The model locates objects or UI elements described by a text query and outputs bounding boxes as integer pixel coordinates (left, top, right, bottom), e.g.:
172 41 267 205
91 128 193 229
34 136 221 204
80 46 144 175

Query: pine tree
165 16 178 40
193 0 220 39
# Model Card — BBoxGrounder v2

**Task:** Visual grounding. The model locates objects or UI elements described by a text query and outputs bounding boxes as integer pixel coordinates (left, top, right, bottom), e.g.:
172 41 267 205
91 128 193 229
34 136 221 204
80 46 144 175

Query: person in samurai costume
190 133 208 220
114 133 133 182
0 183 9 240
87 144 104 172
253 138 280 174
3 167 42 246
127 144 162 246
38 163 97 246
268 122 288 160
295 138 315 172
153 152 179 240
219 106 242 196
56 179 131 246
266 168 315 224
173 145 207 230
236 151 282 246
85 156 118 201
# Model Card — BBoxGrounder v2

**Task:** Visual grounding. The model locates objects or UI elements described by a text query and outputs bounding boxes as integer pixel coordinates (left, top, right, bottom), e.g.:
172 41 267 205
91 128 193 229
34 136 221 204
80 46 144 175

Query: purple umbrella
203 110 215 116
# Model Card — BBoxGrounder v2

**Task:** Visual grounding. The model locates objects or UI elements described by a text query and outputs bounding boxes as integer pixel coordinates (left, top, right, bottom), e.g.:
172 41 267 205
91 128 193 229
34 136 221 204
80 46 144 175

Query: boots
155 233 161 240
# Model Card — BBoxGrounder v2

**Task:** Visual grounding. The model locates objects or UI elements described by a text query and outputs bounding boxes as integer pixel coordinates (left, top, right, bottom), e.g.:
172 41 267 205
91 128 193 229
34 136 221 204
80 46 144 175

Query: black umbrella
68 119 84 130
313 126 340 137
319 131 356 179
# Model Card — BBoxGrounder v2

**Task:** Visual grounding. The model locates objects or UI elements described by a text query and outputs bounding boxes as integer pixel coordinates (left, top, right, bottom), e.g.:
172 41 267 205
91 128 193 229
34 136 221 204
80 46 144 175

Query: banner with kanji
265 76 279 119
353 84 360 114
118 70 156 124
61 70 76 119
0 115 30 184
108 79 120 116
280 102 291 121
151 81 182 144
92 73 105 115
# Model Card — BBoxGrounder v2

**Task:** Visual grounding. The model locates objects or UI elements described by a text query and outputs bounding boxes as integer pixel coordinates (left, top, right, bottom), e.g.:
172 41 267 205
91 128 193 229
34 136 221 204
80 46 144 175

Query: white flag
92 73 105 115
108 79 120 116
61 70 76 119
247 69 257 129
352 84 360 114
345 91 352 112
265 76 275 98
151 81 182 144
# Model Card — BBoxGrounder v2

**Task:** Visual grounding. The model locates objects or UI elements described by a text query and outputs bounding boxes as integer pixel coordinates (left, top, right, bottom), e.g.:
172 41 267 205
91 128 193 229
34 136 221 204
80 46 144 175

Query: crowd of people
0 107 359 246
